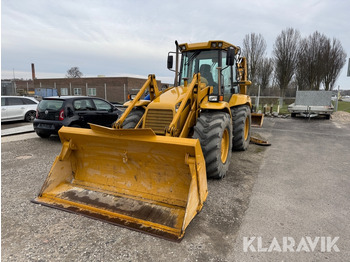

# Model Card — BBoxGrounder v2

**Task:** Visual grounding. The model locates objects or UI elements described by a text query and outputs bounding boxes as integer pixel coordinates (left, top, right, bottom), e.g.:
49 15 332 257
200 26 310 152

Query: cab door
221 51 235 102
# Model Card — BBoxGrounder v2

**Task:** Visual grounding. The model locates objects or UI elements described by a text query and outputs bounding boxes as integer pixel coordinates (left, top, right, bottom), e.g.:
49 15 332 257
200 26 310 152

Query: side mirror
226 47 235 66
167 55 173 69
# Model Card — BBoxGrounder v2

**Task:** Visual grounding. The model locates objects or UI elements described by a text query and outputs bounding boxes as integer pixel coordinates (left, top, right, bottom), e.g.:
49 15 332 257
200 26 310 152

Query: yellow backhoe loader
33 40 263 241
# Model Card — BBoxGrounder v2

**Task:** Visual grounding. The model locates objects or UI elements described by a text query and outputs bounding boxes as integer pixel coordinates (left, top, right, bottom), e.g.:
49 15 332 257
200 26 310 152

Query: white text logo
243 237 340 252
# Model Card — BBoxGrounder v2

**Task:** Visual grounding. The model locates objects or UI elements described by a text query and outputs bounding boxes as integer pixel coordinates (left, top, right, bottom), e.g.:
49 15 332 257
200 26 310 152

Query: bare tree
295 31 328 90
258 57 273 90
295 40 309 90
295 32 346 91
66 67 83 78
242 33 267 84
272 28 300 97
322 38 347 90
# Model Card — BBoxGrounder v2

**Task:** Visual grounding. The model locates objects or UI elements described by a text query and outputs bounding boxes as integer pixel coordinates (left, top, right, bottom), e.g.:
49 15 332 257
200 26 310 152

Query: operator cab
167 41 240 102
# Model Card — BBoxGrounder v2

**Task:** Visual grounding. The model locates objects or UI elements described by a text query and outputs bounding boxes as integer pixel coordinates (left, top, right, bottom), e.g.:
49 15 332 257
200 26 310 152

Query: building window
88 88 96 96
74 88 82 95
61 88 68 95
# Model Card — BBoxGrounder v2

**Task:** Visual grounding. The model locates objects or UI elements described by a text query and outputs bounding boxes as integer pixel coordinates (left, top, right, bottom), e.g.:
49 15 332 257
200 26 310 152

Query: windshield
179 49 236 100
176 48 238 100
180 50 221 91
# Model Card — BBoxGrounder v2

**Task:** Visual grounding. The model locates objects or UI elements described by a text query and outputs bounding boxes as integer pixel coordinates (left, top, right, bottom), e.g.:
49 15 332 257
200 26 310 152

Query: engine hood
147 86 188 110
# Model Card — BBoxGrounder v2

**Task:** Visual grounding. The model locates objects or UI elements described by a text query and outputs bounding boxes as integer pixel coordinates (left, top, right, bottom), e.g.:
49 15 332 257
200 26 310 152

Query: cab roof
179 40 240 53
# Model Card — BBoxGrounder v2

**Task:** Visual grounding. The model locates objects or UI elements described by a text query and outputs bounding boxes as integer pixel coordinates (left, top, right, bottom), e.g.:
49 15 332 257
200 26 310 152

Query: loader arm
113 74 160 129
166 73 210 137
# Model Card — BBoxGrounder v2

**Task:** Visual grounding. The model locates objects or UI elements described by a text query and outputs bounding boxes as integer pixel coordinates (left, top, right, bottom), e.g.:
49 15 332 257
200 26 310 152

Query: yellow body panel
33 124 207 241
200 101 231 115
228 94 252 108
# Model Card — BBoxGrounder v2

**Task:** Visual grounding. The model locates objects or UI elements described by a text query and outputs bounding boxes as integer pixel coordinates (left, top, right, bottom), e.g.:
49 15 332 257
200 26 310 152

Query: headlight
209 95 218 102
175 102 181 112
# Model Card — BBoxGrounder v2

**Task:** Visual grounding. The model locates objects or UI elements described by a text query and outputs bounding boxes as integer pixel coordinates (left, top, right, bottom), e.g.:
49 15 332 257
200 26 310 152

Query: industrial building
2 64 164 103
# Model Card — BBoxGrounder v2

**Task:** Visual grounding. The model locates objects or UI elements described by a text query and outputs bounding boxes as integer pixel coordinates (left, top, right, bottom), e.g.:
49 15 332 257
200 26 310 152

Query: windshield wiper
185 51 201 66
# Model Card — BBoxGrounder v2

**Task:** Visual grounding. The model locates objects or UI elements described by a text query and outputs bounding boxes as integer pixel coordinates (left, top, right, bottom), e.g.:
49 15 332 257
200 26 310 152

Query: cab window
221 52 235 101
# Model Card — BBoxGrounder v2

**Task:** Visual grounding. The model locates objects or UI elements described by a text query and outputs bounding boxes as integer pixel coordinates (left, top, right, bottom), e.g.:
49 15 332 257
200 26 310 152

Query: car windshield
38 100 64 111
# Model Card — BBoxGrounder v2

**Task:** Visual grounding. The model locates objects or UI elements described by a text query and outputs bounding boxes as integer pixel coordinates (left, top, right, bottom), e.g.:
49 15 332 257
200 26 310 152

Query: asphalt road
1 117 349 261
233 117 350 261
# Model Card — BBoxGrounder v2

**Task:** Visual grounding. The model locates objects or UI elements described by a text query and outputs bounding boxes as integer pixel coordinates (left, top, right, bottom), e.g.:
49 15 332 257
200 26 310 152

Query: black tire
232 105 251 151
291 113 297 118
25 111 36 122
122 108 145 129
193 111 232 179
35 130 50 138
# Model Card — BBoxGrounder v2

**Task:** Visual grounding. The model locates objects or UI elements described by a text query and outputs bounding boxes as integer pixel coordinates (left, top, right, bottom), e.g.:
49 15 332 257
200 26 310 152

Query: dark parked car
34 96 122 138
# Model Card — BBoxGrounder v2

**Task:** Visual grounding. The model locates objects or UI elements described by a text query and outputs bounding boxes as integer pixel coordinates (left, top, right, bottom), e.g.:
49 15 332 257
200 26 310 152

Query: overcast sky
1 0 350 89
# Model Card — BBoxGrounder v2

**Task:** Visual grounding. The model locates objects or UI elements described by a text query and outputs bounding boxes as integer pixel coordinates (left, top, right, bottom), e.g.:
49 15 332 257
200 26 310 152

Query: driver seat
199 64 215 86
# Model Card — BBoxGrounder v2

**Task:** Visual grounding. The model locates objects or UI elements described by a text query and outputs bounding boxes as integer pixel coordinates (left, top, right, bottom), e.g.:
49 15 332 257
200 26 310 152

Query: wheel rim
221 128 229 163
244 116 249 141
27 112 35 121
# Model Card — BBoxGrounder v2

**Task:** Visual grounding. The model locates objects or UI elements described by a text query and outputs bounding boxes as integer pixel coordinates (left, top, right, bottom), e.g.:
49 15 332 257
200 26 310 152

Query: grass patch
279 105 290 114
336 101 350 113
254 104 289 114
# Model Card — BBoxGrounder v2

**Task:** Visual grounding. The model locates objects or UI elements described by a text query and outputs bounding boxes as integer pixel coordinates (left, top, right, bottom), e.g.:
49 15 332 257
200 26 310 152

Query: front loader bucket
32 124 207 241
251 113 264 127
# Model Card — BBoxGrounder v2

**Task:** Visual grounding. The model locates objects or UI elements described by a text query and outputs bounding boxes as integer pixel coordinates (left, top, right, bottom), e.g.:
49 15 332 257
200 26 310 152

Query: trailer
288 91 334 119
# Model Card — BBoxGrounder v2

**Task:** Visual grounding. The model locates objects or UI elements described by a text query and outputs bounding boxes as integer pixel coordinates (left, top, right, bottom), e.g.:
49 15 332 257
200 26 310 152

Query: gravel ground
1 130 266 261
331 111 350 122
2 116 349 261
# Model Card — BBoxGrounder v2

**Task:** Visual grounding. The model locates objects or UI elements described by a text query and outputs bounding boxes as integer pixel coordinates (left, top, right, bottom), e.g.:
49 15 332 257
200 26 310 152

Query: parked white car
1 96 39 122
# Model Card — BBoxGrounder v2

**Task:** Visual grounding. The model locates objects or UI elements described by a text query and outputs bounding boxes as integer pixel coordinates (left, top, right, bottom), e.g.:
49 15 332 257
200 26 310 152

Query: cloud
2 0 349 88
